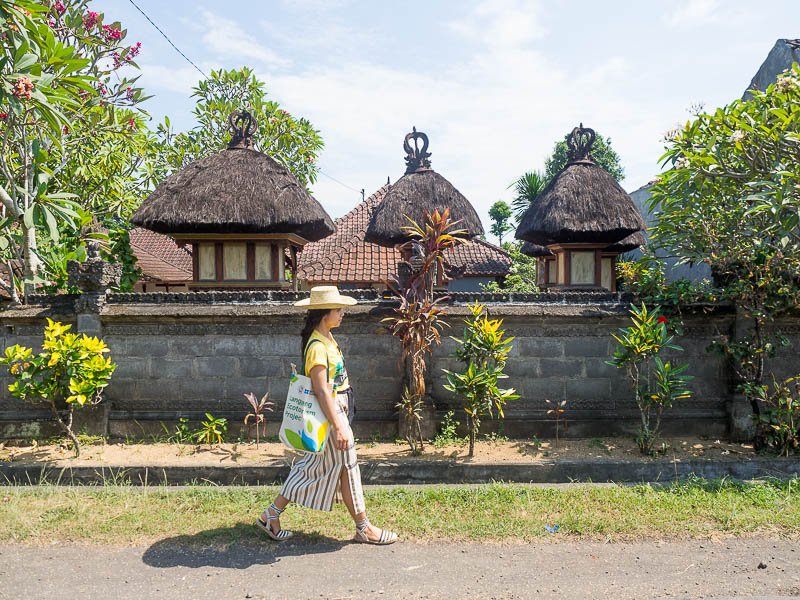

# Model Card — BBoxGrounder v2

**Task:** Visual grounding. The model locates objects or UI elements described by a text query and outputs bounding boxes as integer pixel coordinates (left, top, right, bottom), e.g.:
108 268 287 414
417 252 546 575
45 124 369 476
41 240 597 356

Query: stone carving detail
67 240 122 313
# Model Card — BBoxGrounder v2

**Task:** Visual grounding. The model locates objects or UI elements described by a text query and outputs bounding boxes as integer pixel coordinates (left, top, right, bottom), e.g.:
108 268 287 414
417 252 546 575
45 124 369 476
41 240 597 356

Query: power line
127 0 208 79
128 0 363 199
318 170 362 195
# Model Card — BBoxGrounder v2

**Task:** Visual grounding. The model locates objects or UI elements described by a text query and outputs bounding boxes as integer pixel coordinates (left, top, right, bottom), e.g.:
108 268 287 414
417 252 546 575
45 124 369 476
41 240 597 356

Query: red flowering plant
607 303 694 454
383 208 468 454
0 0 150 302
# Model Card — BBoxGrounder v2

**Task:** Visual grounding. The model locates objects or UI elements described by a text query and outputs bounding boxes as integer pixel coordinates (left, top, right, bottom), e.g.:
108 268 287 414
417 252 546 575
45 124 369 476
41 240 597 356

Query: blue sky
105 0 800 238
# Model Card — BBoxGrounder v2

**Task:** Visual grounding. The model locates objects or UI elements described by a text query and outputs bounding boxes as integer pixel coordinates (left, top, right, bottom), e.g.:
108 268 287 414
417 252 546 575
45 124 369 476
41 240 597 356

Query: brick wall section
2 299 800 438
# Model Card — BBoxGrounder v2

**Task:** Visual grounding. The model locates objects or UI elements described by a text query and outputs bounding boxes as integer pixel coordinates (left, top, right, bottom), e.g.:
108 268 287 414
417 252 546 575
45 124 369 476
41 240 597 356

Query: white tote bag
279 352 331 453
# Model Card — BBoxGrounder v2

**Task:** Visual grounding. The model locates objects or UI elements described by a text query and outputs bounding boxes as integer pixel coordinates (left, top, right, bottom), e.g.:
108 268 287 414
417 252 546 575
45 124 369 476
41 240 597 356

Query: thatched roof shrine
131 112 334 242
515 125 644 246
520 242 553 257
365 128 484 246
605 231 646 253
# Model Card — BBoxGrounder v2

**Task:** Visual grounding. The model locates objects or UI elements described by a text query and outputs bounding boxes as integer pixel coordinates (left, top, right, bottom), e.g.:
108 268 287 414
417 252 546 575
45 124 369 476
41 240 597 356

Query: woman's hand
332 419 352 450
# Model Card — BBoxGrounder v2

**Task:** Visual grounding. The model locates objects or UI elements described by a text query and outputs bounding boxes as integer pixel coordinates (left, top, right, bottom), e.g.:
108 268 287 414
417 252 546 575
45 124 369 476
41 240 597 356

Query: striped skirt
279 393 365 514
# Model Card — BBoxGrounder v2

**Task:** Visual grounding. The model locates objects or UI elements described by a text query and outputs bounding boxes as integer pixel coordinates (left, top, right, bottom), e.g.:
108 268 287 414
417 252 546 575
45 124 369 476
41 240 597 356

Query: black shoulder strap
303 338 330 382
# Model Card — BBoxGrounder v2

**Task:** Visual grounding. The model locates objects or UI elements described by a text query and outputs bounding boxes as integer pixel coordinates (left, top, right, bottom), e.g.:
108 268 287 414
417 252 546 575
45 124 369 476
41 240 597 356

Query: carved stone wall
2 295 798 439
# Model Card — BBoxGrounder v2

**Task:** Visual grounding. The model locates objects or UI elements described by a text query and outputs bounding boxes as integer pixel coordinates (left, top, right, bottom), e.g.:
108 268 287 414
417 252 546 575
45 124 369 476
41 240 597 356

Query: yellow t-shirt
304 330 350 393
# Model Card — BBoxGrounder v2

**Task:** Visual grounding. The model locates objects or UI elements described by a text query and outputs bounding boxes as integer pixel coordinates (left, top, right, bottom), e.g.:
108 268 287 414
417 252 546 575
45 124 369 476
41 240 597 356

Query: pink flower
125 87 134 101
53 1 66 15
657 316 668 325
127 117 136 129
83 11 99 29
12 76 34 100
101 24 123 42
62 125 69 134
0 112 8 121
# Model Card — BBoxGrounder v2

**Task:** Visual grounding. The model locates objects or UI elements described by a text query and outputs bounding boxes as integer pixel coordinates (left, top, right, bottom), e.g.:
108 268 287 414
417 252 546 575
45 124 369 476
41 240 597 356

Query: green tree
648 64 800 420
544 130 624 183
488 200 512 245
509 170 547 224
0 1 148 300
482 241 538 294
153 67 324 188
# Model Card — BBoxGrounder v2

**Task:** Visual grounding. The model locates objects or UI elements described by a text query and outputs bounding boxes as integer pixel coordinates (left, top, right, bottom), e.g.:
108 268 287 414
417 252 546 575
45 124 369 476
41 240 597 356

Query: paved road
1 538 798 599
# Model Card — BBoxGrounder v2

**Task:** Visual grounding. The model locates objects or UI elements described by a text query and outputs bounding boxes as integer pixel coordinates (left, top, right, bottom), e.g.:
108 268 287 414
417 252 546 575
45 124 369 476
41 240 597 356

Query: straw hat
294 286 357 309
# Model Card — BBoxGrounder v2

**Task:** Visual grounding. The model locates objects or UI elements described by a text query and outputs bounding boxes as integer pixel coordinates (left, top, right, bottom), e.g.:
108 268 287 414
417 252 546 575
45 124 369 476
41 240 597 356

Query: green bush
607 304 693 454
0 319 115 457
444 302 519 457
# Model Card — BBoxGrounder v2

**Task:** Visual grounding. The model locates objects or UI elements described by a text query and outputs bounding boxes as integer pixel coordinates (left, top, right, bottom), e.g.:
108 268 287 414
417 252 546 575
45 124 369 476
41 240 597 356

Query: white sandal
256 503 294 541
353 517 397 545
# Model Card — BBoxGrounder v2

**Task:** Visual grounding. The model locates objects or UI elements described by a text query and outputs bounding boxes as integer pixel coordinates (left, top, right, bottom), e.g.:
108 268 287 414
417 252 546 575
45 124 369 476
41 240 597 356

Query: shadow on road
142 524 349 569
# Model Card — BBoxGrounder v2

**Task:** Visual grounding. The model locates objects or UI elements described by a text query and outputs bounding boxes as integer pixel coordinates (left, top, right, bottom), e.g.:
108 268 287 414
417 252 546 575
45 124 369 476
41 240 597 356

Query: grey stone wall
2 298 799 439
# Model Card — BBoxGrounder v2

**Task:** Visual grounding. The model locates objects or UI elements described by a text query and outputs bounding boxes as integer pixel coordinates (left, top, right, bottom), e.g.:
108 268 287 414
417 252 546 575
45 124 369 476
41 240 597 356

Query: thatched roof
299 184 508 284
605 230 646 253
365 129 484 246
132 145 335 242
515 125 644 246
520 241 553 257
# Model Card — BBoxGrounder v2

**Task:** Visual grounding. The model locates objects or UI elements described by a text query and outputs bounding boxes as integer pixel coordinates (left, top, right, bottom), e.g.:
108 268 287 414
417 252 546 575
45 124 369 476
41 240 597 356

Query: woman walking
257 286 398 545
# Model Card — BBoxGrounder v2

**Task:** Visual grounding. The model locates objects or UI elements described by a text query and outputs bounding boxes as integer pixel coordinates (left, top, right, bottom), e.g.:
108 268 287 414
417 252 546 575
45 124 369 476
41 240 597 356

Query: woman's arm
309 364 351 450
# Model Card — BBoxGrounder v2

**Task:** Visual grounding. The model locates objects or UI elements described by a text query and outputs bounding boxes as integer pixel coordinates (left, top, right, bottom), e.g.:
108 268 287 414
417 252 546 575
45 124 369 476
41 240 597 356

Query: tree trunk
47 400 81 458
22 222 41 302
467 415 476 457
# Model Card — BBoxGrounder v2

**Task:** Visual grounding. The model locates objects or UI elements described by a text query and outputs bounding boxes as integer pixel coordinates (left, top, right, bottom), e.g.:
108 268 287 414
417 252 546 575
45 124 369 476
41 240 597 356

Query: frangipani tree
0 0 148 301
648 64 800 420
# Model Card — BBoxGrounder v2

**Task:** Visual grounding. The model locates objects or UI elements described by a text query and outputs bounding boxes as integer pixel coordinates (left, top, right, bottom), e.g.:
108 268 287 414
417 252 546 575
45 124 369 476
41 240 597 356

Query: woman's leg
260 494 290 534
338 466 396 543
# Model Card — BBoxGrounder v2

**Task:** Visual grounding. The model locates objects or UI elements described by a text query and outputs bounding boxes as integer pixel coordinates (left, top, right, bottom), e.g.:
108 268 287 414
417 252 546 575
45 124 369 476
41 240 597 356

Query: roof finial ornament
227 110 258 149
567 123 596 164
403 126 432 174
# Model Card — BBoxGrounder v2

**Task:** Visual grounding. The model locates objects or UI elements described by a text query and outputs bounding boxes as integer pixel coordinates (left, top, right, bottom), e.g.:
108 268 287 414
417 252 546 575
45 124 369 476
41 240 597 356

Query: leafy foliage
443 302 519 457
648 65 800 419
607 304 693 454
432 410 464 448
482 241 539 294
752 374 800 456
195 413 228 447
151 67 324 188
509 170 547 224
383 209 467 453
395 386 424 455
616 251 718 311
488 200 513 245
0 0 149 300
243 390 275 448
544 130 625 182
0 318 115 456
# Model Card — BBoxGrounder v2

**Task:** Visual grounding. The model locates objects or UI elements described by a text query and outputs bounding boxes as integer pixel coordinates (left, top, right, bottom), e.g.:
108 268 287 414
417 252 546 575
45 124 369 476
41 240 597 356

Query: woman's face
324 308 345 329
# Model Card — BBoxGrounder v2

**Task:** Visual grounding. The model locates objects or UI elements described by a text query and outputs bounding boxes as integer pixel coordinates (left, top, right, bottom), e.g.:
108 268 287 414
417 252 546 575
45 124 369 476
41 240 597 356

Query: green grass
1 477 798 545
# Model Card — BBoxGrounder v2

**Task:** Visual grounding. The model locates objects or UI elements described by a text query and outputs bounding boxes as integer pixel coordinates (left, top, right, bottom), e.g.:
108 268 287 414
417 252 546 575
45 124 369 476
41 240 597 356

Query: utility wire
127 0 208 79
318 170 363 195
128 0 363 198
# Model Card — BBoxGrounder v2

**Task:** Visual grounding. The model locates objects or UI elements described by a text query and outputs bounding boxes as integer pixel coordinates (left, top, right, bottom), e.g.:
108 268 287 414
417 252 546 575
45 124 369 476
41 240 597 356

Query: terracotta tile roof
446 237 512 277
129 227 192 282
298 185 510 284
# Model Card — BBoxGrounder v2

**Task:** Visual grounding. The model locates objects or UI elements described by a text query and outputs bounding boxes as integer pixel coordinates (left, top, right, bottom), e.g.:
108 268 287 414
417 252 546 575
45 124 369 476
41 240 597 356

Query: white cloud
199 10 291 69
665 0 721 28
180 5 677 226
449 0 547 48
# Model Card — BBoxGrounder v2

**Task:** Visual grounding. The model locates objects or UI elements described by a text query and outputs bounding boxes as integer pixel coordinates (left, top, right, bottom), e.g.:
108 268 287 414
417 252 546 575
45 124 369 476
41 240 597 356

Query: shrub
444 302 519 457
0 319 115 457
753 374 800 456
607 304 693 454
